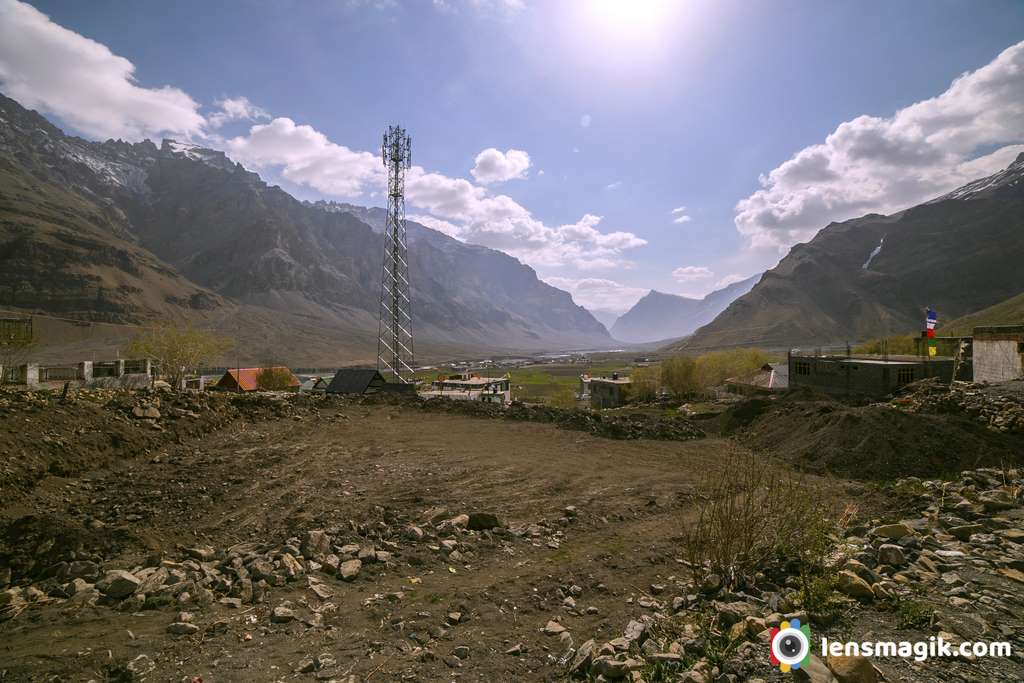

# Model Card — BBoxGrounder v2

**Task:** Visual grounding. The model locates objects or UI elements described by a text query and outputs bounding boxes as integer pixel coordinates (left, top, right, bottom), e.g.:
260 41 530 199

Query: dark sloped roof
327 368 384 394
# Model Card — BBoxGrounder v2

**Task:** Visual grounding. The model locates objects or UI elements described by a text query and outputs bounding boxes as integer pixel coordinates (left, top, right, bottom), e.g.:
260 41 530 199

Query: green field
508 361 629 403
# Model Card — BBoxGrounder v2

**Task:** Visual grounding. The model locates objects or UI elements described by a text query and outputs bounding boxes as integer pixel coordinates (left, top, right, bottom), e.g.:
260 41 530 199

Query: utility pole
377 125 415 383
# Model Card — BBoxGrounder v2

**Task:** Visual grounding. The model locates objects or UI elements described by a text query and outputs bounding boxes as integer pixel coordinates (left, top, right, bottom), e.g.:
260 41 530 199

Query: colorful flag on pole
925 308 937 356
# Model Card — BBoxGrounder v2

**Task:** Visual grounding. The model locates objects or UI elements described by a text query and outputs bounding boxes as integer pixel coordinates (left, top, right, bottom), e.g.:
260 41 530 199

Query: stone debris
891 378 1024 433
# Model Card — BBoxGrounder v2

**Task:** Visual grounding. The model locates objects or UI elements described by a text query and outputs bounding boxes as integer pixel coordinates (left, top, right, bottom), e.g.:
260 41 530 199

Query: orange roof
216 367 299 391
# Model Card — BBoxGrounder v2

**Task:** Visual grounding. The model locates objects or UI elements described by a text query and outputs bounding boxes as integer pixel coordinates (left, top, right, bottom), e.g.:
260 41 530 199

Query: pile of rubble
416 397 706 441
891 378 1024 434
560 467 1024 682
0 506 511 628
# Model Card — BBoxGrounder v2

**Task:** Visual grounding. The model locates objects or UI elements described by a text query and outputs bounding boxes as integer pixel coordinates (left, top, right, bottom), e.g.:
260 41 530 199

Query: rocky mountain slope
673 156 1024 351
939 291 1024 336
0 93 610 360
609 275 759 344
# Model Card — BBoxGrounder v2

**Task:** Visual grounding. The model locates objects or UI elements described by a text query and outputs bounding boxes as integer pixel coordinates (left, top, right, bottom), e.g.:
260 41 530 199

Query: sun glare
582 0 678 45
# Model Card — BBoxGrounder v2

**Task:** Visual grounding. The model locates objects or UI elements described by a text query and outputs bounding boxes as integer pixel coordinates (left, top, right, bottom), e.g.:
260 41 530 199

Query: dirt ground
1 391 1022 682
0 397 772 682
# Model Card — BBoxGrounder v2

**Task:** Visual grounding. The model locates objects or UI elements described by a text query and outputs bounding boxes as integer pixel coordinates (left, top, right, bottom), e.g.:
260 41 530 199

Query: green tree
694 348 772 389
661 356 698 396
629 365 660 401
549 386 578 409
256 366 296 391
128 321 232 390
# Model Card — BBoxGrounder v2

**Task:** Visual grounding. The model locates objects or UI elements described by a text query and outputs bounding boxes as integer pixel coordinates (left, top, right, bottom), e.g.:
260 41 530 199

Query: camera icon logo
769 618 811 672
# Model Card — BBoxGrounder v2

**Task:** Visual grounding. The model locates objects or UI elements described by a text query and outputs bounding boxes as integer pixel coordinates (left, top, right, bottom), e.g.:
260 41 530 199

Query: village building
788 352 953 399
725 362 789 395
973 325 1024 383
578 374 592 401
326 369 388 394
589 374 631 409
299 376 329 393
419 372 511 404
213 367 300 392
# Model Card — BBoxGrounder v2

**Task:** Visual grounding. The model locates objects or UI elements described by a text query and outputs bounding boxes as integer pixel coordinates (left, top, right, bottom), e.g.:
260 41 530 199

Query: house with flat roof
788 353 953 399
420 372 511 404
590 374 631 408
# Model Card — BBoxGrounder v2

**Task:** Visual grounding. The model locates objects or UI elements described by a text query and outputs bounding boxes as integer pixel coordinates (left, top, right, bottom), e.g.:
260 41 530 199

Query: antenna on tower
377 125 415 383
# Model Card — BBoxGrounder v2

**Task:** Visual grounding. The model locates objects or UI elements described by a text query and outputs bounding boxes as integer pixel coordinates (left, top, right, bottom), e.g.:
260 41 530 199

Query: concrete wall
974 339 1024 383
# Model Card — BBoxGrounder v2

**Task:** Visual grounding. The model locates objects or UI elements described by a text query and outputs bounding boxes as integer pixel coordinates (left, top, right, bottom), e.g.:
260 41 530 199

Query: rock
590 656 642 679
948 524 985 541
795 654 837 682
185 545 216 561
451 645 470 659
505 643 522 656
340 559 361 581
298 657 316 673
405 526 425 541
877 544 906 566
623 619 646 643
66 560 100 581
467 512 500 530
569 639 595 674
96 570 141 599
219 597 242 608
358 546 378 563
716 601 757 627
446 514 470 528
280 552 304 579
271 606 295 623
870 523 913 540
133 405 161 419
167 621 200 635
826 654 878 683
699 573 722 593
301 530 332 559
543 620 566 635
836 571 874 601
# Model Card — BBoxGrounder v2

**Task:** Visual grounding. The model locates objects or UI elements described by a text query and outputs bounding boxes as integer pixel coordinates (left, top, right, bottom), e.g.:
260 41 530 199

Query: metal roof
326 368 385 394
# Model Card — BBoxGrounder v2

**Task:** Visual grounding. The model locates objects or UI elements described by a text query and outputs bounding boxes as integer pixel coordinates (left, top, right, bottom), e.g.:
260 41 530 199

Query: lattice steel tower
376 125 415 383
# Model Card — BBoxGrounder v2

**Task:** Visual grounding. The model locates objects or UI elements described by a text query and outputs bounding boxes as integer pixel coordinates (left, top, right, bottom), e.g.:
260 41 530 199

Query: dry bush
683 451 835 588
853 335 919 355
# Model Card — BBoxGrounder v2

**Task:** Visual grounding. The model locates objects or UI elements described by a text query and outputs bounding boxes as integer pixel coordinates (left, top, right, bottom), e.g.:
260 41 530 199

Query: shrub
548 386 578 409
682 451 836 588
256 367 296 391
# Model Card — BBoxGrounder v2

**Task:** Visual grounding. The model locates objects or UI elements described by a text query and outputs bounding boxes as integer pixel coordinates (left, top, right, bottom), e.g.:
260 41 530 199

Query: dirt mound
739 400 1024 480
413 397 705 441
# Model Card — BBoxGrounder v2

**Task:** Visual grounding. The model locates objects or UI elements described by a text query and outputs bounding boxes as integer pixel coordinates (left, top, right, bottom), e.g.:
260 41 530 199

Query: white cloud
605 180 623 191
0 0 206 141
580 113 592 128
715 273 748 288
0 0 644 273
736 41 1024 250
671 206 692 224
672 266 713 282
225 117 384 197
207 96 270 129
543 276 647 314
470 147 531 183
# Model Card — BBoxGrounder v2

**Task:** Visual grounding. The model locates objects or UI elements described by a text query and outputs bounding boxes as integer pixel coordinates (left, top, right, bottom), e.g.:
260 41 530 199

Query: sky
2 0 1024 316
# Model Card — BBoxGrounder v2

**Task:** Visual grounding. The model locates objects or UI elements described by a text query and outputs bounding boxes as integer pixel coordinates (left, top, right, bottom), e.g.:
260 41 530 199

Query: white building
419 372 512 404
973 325 1024 383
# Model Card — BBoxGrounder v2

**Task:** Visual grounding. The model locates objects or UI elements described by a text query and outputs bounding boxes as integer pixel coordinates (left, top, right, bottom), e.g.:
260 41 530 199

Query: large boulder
96 570 141 599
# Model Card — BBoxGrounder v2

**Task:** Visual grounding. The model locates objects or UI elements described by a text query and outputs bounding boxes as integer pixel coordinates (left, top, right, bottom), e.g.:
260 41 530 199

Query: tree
0 317 35 384
694 348 771 389
549 385 578 409
629 365 660 402
256 366 296 391
661 356 698 396
127 321 232 390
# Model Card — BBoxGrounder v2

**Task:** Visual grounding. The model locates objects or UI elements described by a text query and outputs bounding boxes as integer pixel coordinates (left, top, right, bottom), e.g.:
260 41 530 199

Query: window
896 367 915 385
794 360 811 376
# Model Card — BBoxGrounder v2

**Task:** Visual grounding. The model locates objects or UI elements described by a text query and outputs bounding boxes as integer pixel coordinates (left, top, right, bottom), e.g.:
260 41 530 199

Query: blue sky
4 0 1024 314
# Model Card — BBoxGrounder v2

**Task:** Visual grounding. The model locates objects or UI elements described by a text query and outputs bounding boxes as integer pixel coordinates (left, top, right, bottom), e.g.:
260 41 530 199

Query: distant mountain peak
935 153 1024 203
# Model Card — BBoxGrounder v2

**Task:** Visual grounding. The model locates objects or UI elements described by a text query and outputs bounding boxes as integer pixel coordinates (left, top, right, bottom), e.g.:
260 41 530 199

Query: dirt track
0 399 763 682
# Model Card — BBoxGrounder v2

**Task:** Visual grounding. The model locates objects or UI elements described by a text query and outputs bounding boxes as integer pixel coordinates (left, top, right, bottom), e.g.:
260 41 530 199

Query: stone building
973 325 1024 383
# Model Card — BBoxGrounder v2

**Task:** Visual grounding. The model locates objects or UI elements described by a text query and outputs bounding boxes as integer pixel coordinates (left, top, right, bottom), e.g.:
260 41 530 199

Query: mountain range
672 155 1024 352
0 92 612 365
609 275 759 344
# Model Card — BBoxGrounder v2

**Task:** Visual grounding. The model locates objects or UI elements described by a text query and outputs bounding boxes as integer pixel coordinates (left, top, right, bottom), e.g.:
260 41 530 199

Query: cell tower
376 125 415 383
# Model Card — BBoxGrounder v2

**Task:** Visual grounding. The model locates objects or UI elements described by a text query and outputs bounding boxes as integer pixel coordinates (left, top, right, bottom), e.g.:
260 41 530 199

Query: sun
582 0 678 45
